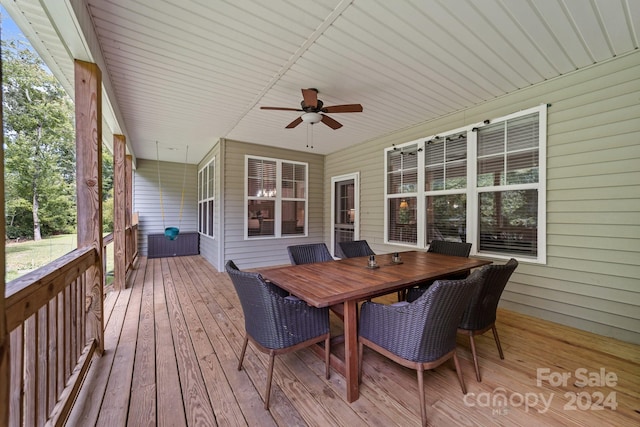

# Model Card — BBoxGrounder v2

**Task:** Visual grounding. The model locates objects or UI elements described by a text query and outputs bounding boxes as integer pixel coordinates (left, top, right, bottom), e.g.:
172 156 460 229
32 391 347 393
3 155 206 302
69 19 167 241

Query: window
386 144 418 244
385 105 546 262
198 159 215 237
246 156 307 239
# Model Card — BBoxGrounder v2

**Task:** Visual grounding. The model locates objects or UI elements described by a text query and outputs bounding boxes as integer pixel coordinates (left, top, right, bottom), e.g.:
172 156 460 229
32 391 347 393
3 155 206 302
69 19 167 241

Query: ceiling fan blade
322 104 363 113
285 116 304 129
302 88 318 109
260 106 303 111
320 114 342 129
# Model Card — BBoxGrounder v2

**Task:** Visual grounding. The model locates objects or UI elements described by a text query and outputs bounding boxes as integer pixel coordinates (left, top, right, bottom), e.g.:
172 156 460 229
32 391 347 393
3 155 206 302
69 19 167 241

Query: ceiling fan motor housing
301 99 323 111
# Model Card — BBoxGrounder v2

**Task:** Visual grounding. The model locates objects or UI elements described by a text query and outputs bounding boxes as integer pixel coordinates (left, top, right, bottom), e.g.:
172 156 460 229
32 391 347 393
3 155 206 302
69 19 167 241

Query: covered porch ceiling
3 0 639 163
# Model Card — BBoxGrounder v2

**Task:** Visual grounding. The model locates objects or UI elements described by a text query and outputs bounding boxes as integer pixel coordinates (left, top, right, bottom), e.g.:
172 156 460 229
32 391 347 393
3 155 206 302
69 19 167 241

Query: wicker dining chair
225 260 330 410
337 240 375 259
358 270 483 427
286 242 334 265
405 239 473 302
458 258 518 381
286 243 350 319
336 240 405 301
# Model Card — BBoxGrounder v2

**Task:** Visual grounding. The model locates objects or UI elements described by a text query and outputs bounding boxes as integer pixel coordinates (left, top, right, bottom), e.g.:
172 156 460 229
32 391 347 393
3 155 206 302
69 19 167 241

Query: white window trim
198 157 215 239
384 104 547 264
244 155 309 240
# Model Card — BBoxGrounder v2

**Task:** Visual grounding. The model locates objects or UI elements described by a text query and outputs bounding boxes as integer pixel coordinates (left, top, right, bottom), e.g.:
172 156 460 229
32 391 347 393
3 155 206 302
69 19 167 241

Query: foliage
102 146 114 200
102 148 114 232
103 188 114 233
3 39 76 239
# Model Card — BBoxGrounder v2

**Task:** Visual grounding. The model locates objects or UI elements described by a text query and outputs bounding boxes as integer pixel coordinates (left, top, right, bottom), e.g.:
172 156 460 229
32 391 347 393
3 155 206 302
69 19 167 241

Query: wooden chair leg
468 335 481 382
452 352 467 394
417 368 427 427
324 336 331 379
264 353 276 410
238 335 249 371
358 341 363 383
492 324 504 359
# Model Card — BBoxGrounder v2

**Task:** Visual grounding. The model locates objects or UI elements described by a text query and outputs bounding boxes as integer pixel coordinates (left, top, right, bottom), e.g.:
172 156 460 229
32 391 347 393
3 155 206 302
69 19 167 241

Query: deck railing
5 246 102 426
102 223 138 288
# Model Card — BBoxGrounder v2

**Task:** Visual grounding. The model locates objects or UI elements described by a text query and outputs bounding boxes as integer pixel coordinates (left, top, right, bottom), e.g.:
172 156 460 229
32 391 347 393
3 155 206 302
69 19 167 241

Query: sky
1 5 29 41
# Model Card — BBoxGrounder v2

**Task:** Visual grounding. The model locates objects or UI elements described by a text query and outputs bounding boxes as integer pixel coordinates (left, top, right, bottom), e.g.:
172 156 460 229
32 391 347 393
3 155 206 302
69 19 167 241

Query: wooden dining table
258 250 492 403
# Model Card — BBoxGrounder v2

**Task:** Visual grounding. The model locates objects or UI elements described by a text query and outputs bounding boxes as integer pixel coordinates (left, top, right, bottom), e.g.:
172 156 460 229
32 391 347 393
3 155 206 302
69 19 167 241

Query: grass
5 233 115 283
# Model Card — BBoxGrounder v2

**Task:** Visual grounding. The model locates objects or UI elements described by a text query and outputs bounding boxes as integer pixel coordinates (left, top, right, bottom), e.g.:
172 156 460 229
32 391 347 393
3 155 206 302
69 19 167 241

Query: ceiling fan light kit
301 112 322 124
261 88 363 130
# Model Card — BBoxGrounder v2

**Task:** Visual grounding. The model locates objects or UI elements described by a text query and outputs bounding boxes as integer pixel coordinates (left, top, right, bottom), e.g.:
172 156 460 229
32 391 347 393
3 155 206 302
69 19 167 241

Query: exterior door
331 173 359 257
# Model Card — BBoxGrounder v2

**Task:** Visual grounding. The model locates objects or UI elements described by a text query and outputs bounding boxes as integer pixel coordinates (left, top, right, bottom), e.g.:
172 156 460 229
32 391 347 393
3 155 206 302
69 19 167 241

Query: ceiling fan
261 88 363 129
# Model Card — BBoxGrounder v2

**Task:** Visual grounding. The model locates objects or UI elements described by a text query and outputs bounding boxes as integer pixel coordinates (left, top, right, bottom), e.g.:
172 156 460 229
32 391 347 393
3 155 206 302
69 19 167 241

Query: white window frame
384 104 547 264
198 158 215 238
244 155 308 240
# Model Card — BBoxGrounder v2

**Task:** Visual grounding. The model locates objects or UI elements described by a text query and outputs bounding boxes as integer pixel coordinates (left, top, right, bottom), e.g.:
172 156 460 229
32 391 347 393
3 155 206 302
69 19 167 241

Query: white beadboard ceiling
3 0 640 163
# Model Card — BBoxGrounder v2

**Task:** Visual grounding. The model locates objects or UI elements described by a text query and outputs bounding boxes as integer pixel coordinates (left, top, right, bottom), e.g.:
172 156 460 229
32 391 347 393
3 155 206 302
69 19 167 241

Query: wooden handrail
5 246 97 332
103 232 114 245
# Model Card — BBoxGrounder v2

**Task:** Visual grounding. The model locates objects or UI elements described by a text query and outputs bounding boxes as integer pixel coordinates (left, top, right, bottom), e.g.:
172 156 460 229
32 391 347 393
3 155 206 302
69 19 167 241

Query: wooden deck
68 255 640 426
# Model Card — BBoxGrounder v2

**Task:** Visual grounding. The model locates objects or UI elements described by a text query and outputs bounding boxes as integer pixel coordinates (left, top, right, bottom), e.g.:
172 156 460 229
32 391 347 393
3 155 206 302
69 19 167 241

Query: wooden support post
113 134 126 291
125 154 133 269
75 59 104 354
0 35 10 427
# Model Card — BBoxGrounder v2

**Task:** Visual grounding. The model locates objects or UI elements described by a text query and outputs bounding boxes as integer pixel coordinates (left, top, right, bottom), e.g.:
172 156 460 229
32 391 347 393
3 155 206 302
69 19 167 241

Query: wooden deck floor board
168 256 248 426
69 255 640 427
181 256 277 427
127 253 156 427
160 258 217 426
96 251 146 427
152 258 187 427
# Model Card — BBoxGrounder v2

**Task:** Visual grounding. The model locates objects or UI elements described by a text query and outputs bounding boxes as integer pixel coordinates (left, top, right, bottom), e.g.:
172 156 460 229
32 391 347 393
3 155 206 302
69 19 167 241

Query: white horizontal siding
222 139 325 269
324 51 640 344
134 159 198 256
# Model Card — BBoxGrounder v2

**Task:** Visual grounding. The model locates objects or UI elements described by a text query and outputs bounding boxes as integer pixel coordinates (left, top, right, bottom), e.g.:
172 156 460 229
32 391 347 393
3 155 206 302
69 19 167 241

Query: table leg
343 299 359 402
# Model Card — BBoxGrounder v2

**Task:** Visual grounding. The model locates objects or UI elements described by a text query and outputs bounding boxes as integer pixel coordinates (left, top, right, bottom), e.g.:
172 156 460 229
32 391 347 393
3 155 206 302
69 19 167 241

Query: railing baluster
48 298 57 417
9 326 23 427
24 315 36 426
37 306 48 426
57 292 64 398
76 276 83 357
64 285 71 382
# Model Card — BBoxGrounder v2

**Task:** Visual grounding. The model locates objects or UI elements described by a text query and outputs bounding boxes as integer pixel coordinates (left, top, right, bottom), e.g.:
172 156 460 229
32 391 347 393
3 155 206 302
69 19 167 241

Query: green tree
3 39 76 240
102 147 114 233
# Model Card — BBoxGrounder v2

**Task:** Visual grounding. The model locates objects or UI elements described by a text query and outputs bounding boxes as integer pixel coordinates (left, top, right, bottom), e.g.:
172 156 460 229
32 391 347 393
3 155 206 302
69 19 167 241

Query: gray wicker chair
337 240 375 258
286 243 334 265
225 260 330 409
405 240 472 302
458 258 518 381
286 243 348 319
336 240 405 301
358 270 482 426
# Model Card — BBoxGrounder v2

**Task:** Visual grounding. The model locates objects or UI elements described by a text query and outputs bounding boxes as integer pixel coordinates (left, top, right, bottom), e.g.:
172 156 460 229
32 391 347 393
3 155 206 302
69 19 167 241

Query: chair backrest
225 260 291 348
427 239 472 257
337 240 375 258
400 270 483 363
287 243 333 265
459 258 518 331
